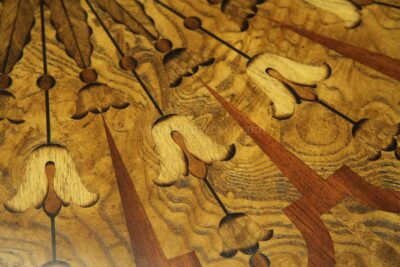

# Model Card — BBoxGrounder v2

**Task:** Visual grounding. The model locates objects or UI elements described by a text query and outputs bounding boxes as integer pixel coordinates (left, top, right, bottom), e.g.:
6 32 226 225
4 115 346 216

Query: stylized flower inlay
72 82 129 120
163 48 214 87
5 144 99 213
218 213 273 258
246 53 330 119
352 118 400 160
151 114 235 186
303 0 361 28
0 90 24 124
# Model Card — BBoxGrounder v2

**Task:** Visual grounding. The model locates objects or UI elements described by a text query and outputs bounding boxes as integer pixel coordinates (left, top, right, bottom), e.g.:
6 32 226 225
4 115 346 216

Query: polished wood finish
201 79 400 266
0 0 399 266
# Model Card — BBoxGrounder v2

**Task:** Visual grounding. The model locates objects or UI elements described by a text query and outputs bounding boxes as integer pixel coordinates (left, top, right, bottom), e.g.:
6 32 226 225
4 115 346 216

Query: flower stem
156 0 362 128
204 178 230 215
51 216 57 261
41 0 58 262
85 0 164 117
40 0 52 144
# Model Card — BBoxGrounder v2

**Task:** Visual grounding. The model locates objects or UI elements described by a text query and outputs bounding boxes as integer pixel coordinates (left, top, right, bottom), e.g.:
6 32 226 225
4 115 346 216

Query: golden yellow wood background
0 0 399 266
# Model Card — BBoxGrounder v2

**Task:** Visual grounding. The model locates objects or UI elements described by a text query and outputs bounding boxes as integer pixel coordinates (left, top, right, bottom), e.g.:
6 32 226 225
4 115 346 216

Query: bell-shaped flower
246 53 330 119
151 114 235 186
0 90 24 124
5 144 99 213
219 0 266 31
303 0 361 28
72 82 129 120
352 118 400 161
163 48 214 87
218 213 273 258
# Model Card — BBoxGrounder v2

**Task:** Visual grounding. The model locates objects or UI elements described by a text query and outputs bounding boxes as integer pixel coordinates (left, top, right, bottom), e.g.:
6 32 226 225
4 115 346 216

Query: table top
0 0 399 266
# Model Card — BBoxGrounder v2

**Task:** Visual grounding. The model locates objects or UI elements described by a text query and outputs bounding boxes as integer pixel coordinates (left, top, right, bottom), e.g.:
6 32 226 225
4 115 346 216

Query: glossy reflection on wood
0 0 399 266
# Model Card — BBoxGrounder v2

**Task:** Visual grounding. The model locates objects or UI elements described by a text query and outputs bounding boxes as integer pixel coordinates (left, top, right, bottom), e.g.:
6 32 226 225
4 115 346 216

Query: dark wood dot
184 17 202 30
155 39 173 53
0 74 12 89
37 75 56 90
208 0 221 4
79 69 98 83
119 56 138 71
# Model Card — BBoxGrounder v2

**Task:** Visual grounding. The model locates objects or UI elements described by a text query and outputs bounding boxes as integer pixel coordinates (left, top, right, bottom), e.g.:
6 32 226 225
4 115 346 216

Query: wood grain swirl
0 0 398 266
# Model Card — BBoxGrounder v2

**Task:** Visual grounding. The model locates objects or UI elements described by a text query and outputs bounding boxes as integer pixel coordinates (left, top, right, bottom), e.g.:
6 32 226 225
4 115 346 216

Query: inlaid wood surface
0 0 399 266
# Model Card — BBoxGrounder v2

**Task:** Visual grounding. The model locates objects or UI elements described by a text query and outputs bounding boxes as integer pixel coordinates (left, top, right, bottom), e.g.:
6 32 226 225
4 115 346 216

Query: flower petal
219 213 270 256
220 249 238 258
5 144 100 210
240 243 259 255
72 83 129 119
4 146 49 212
0 90 24 124
42 260 71 267
169 115 235 164
246 53 329 119
303 0 361 28
51 145 99 207
152 115 188 186
261 229 274 241
163 48 214 88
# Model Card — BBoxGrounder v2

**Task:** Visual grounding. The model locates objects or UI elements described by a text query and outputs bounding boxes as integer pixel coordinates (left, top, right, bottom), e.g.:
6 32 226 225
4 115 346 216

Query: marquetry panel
0 0 399 266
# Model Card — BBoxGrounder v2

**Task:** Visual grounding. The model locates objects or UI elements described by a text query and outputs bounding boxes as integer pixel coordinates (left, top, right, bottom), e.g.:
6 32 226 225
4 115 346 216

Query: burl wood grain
203 79 400 265
271 19 400 82
0 0 399 266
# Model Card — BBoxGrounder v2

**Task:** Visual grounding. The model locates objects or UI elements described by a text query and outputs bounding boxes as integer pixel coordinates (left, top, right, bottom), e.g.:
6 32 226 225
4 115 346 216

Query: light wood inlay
0 0 399 266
